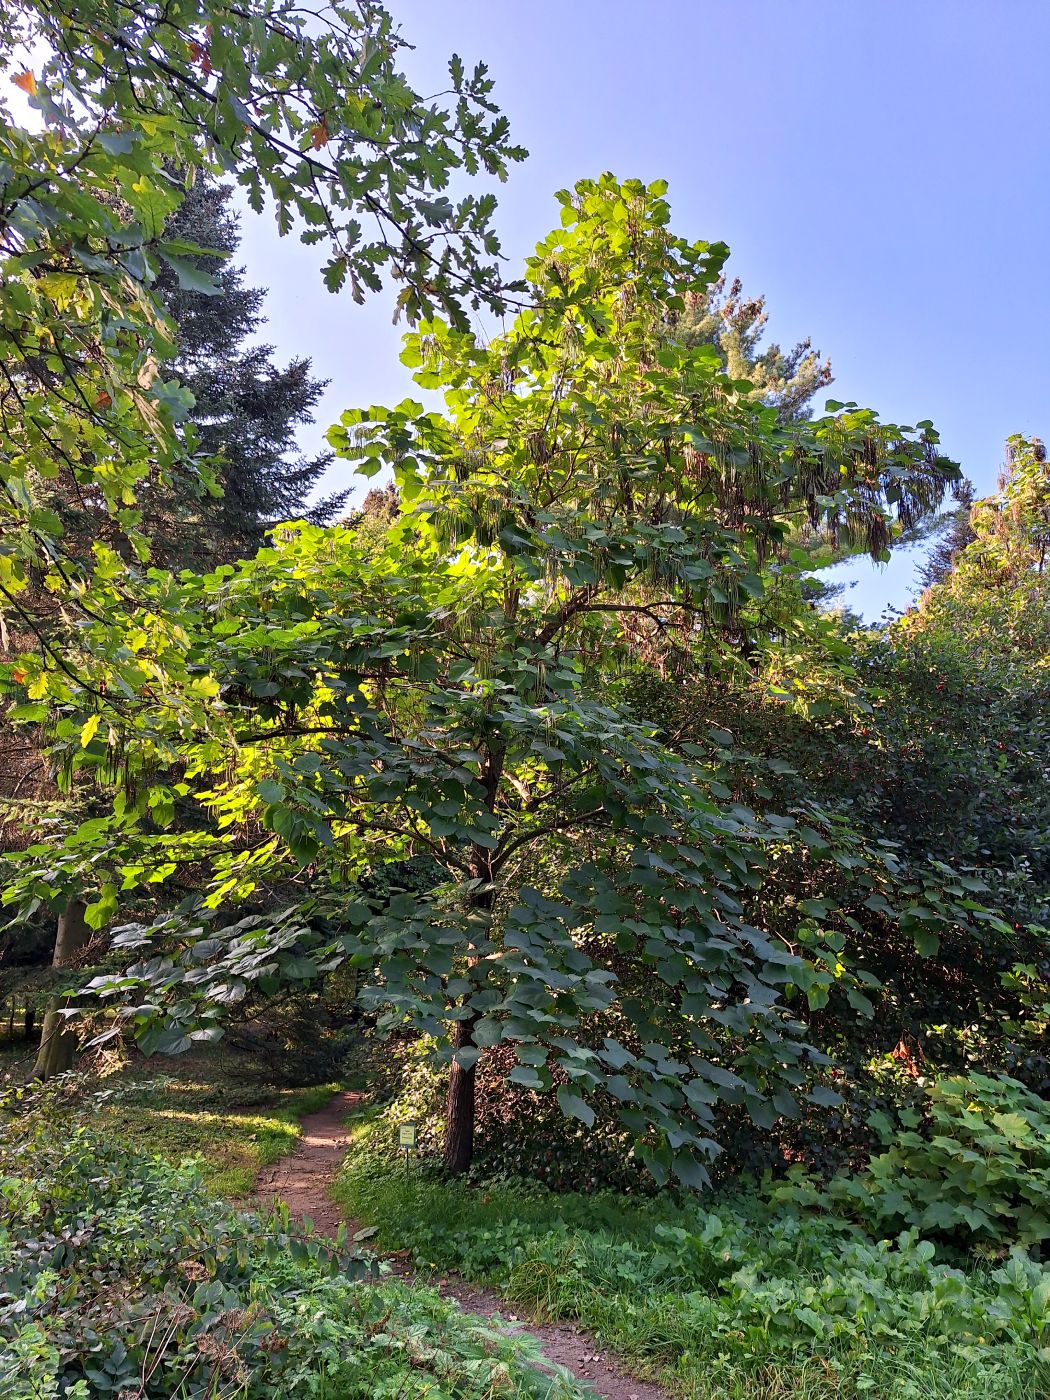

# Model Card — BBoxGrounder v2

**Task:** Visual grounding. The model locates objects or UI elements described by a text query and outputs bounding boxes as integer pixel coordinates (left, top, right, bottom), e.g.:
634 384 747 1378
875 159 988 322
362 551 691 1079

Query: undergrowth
9 1050 337 1197
0 1123 584 1399
336 1111 1050 1400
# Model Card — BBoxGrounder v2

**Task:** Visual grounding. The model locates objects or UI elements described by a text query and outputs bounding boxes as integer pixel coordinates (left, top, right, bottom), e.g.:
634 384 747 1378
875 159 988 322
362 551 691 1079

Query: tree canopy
5 174 974 1181
0 0 525 595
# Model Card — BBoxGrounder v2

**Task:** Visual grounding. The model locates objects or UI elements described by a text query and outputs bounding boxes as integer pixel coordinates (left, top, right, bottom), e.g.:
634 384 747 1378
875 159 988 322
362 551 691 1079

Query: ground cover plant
336 1108 1050 1400
0 1118 584 1399
7 1050 339 1197
774 1072 1050 1249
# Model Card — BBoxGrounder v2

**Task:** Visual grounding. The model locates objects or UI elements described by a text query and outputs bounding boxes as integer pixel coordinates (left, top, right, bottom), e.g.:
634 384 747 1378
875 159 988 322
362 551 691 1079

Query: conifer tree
917 479 977 590
677 276 832 424
150 178 347 565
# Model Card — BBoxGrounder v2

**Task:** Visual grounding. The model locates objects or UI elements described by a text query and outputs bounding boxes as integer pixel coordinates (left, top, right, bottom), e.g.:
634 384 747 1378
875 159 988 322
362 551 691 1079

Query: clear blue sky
239 0 1050 620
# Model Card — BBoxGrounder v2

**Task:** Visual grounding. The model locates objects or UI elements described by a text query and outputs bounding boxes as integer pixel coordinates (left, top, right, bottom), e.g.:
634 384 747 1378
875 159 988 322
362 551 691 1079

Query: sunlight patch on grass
68 1055 339 1198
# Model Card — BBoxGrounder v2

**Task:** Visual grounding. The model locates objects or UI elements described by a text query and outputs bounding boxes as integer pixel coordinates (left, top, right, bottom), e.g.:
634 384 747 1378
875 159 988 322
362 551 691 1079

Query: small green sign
398 1122 418 1149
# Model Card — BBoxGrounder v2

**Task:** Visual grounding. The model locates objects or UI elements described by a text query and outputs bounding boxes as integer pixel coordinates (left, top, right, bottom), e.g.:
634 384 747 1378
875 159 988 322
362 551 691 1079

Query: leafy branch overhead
0 0 525 587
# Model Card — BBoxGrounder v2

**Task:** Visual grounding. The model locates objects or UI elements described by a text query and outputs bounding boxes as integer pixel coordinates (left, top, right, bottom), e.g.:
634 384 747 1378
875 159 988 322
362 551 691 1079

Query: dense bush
357 1010 930 1198
370 1034 660 1194
778 1072 1050 1250
0 1124 581 1398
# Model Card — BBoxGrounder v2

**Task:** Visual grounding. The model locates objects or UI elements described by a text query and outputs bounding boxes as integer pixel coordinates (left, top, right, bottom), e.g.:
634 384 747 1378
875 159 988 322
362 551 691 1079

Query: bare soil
253 1088 362 1236
253 1091 672 1400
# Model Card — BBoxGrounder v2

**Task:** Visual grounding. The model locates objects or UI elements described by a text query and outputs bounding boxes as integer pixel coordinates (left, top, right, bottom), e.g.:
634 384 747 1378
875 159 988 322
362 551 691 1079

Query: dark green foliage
151 178 347 566
0 1121 582 1399
610 662 1042 1125
353 1034 658 1194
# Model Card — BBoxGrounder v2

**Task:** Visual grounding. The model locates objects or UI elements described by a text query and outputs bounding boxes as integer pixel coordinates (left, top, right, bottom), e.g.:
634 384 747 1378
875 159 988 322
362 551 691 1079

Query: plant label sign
398 1123 418 1150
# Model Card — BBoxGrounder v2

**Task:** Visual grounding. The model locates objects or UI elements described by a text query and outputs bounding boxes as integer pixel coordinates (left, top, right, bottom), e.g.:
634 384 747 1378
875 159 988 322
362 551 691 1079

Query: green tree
40 174 345 566
151 176 346 565
0 0 525 599
878 436 1050 922
677 275 832 424
966 436 1050 582
0 0 523 1082
6 177 963 1177
1 159 360 1078
917 478 977 590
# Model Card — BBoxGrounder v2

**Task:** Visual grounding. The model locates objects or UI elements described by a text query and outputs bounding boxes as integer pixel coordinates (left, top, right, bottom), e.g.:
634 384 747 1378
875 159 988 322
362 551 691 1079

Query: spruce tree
917 479 977 590
151 177 347 565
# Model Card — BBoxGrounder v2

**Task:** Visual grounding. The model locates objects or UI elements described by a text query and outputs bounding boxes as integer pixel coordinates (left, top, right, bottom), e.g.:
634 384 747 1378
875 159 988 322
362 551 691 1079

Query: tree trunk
444 1015 478 1176
441 748 504 1177
31 900 89 1081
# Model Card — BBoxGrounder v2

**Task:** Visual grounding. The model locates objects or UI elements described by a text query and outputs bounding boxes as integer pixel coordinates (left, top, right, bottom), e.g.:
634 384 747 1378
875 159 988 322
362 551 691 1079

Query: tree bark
441 744 504 1177
444 1014 478 1175
31 899 89 1081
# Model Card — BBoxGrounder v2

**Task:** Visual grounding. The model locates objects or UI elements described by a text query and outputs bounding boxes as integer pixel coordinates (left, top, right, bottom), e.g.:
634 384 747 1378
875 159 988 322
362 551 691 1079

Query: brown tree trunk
441 745 504 1178
444 1015 478 1176
31 899 89 1081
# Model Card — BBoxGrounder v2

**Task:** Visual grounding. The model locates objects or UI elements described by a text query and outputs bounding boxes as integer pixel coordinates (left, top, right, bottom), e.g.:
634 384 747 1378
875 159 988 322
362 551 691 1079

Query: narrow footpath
252 1091 671 1400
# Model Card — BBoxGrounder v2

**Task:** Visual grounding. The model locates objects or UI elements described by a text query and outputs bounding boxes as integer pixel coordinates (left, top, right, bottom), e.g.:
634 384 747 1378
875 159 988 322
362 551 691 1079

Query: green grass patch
49 1051 339 1197
335 1106 676 1258
336 1115 1050 1400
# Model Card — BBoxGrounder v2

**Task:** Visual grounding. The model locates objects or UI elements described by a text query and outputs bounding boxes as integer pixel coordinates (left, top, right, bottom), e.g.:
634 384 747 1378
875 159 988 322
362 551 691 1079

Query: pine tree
676 275 832 424
917 479 977 590
150 177 347 565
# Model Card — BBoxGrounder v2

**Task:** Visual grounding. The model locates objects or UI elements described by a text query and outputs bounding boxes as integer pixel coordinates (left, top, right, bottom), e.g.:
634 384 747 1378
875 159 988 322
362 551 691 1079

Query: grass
334 1105 675 1249
39 1049 340 1197
334 1110 1050 1400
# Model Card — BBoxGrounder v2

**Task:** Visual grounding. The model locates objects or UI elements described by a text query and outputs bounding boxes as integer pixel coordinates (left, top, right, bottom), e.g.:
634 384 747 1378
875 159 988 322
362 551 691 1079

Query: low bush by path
337 1112 1050 1400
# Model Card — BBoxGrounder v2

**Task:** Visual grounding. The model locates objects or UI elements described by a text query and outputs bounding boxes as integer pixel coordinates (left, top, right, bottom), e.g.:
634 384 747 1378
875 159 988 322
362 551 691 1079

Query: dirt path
253 1092 671 1400
253 1088 363 1236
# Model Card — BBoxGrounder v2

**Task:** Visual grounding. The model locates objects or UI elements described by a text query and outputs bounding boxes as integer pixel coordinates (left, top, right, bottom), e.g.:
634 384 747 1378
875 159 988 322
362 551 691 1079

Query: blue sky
238 0 1050 620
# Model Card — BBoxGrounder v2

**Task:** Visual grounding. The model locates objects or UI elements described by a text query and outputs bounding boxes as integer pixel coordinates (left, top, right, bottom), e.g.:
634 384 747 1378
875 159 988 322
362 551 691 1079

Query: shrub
0 1123 582 1398
779 1072 1050 1249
